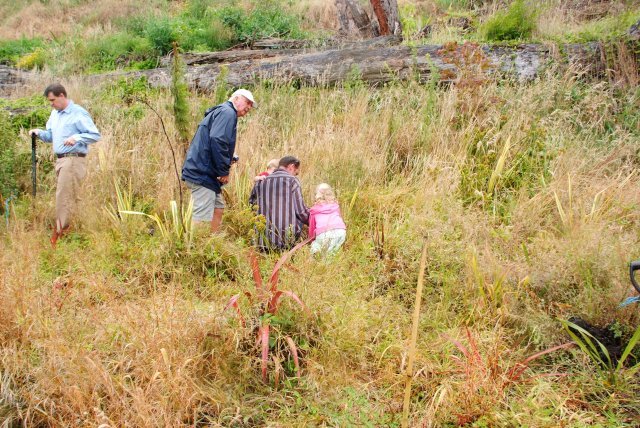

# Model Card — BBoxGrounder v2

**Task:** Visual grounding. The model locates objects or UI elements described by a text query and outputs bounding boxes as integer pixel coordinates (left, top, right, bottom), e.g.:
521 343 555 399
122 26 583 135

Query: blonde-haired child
309 183 346 255
254 158 279 182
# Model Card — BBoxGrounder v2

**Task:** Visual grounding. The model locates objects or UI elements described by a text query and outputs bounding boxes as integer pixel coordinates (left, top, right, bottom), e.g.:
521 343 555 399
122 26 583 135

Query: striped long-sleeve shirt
249 169 309 250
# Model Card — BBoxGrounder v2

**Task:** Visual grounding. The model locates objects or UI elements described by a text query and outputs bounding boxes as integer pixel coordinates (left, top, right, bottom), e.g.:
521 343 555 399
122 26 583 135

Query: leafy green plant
120 199 194 246
101 77 154 105
482 0 536 41
0 38 45 66
217 1 304 45
0 95 49 132
224 241 312 383
344 65 365 91
459 125 552 220
178 14 235 52
220 171 267 243
144 16 180 55
78 33 156 72
0 112 19 202
170 43 190 146
399 4 432 39
561 319 640 386
105 178 134 225
15 48 47 70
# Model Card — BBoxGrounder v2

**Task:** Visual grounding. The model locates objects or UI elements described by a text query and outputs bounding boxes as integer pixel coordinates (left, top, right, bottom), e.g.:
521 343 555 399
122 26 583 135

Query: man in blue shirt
29 83 101 247
182 89 256 232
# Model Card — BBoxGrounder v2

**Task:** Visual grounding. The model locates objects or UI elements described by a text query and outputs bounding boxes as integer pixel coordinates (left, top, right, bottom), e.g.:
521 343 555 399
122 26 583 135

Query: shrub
399 4 430 39
170 45 190 144
0 38 45 66
81 33 156 72
482 0 535 41
95 77 152 110
139 13 235 55
0 95 50 132
217 6 244 34
144 16 180 55
178 16 235 52
218 1 304 44
0 112 19 200
15 48 47 70
0 96 51 200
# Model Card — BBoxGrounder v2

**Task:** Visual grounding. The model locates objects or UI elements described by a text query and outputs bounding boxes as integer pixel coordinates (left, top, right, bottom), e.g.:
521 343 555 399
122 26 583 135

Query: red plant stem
268 237 313 292
260 323 270 382
249 249 264 290
285 336 301 377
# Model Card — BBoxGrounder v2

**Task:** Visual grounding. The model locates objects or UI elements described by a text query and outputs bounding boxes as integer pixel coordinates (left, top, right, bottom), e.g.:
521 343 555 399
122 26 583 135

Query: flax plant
561 319 640 387
119 198 194 245
2 57 640 426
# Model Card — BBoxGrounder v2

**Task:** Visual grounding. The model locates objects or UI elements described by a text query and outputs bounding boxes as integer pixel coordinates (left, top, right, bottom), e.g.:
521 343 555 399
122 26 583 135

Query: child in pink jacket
309 183 346 255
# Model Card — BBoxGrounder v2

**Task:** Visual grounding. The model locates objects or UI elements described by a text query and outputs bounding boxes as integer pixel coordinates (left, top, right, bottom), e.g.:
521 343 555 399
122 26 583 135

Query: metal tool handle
630 261 640 294
31 133 37 197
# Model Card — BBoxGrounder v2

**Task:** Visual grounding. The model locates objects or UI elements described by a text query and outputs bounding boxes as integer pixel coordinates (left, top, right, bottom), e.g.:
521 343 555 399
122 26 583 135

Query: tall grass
1 71 639 425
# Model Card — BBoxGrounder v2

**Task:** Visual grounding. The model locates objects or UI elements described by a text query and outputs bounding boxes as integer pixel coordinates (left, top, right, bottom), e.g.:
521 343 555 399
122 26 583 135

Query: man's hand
217 175 230 184
63 136 76 146
28 129 40 137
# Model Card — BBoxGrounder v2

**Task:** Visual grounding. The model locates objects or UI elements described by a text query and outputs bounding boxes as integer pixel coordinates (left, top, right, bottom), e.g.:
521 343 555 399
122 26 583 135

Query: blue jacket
182 101 237 193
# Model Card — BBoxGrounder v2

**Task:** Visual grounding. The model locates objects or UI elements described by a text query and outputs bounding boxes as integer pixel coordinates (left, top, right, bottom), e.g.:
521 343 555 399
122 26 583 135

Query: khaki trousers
54 157 87 233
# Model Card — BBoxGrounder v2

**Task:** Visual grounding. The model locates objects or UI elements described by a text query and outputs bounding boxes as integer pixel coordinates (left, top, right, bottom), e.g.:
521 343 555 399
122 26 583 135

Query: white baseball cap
229 89 257 108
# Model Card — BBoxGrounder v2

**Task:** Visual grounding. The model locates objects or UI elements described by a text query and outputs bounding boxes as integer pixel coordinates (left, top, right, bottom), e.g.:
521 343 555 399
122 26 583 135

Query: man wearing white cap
182 89 256 232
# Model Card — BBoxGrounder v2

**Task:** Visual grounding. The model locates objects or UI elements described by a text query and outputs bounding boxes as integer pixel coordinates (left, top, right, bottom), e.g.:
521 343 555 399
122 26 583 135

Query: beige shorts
185 181 225 221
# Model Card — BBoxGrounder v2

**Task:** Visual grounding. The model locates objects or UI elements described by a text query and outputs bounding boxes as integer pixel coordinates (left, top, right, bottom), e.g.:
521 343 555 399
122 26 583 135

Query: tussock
1 69 639 425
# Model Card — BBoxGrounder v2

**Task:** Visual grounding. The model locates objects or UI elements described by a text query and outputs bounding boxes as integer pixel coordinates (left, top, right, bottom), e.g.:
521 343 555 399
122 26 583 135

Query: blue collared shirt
38 101 101 155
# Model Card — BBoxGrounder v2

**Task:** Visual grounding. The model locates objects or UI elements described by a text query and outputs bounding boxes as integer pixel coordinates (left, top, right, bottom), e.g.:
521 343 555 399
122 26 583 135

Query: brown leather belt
56 153 86 159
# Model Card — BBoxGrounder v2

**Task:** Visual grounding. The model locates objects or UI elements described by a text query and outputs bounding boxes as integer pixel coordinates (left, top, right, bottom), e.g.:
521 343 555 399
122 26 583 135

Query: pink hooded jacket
309 202 346 238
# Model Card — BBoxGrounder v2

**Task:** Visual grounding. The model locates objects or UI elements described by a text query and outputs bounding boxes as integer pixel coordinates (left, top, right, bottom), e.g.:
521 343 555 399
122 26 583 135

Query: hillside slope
1 1 640 427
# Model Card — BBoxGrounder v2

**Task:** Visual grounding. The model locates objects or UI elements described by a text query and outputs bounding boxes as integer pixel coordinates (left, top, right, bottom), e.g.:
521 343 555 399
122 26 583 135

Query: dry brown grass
535 0 640 40
292 0 340 32
1 66 640 425
0 0 170 40
0 1 639 425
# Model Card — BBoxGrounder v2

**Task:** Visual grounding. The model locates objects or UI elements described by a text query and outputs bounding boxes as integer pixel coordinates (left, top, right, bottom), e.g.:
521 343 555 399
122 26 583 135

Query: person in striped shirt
249 156 310 251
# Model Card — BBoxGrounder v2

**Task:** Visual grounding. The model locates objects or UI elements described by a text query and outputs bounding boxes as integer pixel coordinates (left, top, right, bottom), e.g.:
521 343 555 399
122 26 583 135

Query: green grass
481 0 536 41
0 37 45 66
563 10 640 43
0 0 305 74
2 75 639 425
0 0 640 426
